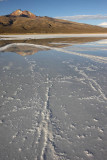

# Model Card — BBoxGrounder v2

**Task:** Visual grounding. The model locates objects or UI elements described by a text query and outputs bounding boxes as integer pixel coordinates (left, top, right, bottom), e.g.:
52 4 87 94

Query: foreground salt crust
1 34 107 40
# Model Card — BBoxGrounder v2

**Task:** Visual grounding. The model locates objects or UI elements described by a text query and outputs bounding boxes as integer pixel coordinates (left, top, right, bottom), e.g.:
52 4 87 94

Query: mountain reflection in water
0 37 107 56
0 43 46 56
0 38 107 64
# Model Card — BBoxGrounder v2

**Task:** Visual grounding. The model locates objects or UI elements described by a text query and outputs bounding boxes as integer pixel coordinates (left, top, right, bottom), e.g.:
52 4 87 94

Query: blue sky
0 0 107 27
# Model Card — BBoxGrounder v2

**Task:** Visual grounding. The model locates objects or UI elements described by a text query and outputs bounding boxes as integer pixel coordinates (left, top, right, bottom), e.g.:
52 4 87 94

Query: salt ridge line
1 34 107 40
0 43 107 63
40 79 59 160
24 56 59 160
75 67 107 101
0 43 50 51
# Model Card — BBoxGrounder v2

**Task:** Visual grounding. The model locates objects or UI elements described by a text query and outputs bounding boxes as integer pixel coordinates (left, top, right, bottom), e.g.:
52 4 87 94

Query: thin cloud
98 22 107 28
55 15 107 21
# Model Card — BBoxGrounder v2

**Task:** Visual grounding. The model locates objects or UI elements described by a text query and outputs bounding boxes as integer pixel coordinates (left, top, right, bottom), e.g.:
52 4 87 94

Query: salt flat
0 38 107 160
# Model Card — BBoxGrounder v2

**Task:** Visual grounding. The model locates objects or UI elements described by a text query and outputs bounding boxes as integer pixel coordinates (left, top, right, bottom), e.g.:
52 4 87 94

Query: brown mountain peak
10 9 22 16
10 9 36 19
21 10 36 18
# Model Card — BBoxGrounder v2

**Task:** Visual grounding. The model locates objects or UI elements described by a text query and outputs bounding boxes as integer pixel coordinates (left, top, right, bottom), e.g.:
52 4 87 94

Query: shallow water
64 39 107 57
0 37 107 160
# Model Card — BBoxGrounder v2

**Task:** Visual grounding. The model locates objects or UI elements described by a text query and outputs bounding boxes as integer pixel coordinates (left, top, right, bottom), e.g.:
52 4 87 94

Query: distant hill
0 9 107 34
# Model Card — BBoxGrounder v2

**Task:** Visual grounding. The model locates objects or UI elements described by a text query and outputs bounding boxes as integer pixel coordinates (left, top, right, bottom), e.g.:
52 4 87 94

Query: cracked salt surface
0 38 107 160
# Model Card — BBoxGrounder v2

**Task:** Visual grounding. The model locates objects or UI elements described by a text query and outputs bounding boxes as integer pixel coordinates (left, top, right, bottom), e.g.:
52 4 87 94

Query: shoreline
1 33 107 40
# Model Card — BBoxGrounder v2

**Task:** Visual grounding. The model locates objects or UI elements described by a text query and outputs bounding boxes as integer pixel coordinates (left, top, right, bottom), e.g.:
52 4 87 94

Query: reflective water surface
0 37 107 160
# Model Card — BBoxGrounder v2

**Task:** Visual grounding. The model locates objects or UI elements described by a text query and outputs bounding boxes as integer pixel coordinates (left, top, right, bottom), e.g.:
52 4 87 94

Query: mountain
0 9 107 34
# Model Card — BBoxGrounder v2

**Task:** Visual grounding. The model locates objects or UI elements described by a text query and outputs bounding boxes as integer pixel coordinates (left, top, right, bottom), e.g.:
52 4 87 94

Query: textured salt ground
0 42 107 160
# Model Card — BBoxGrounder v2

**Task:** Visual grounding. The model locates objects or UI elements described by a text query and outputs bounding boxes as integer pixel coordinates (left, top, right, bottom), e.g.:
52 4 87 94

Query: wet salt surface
0 38 107 160
64 39 107 57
